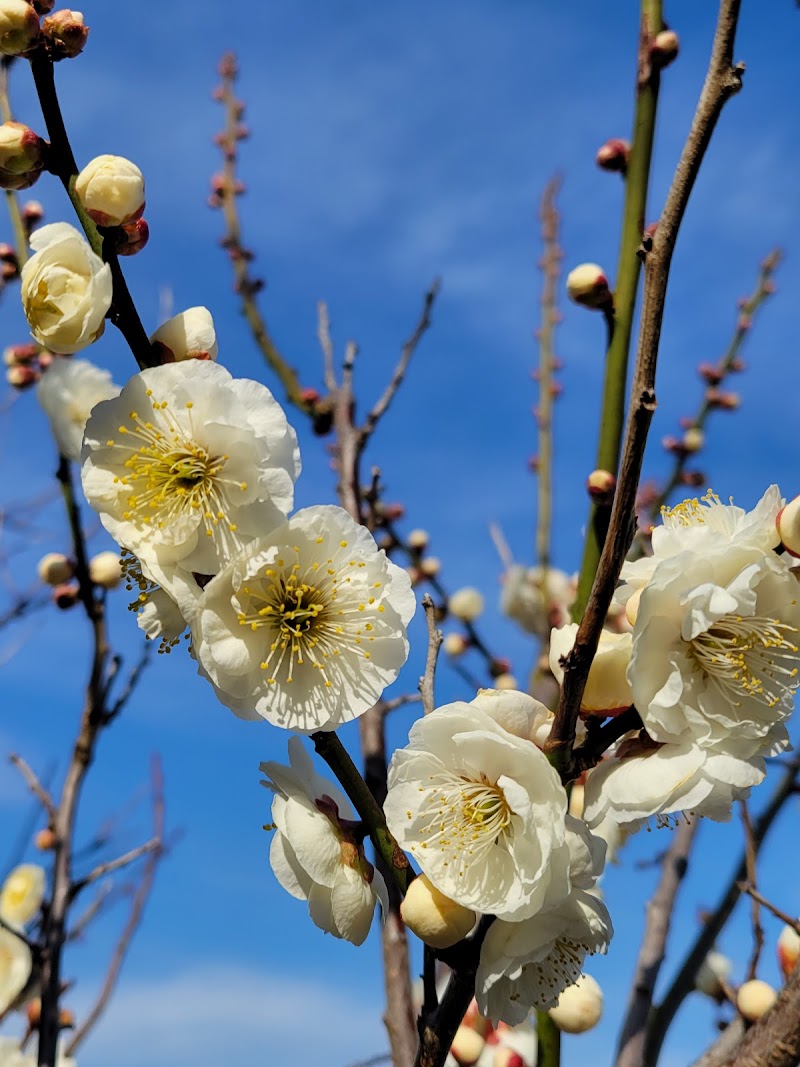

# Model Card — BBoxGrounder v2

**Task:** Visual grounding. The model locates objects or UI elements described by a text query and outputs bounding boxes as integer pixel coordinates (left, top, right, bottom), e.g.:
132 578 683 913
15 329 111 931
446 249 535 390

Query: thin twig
317 300 337 392
65 756 165 1055
615 818 698 1067
419 595 442 716
9 754 56 820
739 800 763 982
71 836 161 897
106 641 152 722
737 883 800 935
546 0 745 780
359 281 440 451
67 882 115 942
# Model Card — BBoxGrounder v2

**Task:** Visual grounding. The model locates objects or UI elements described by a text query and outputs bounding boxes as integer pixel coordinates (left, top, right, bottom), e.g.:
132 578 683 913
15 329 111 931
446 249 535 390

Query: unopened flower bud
34 828 57 851
6 363 39 388
587 468 616 502
42 9 89 58
450 1024 485 1066
595 138 630 174
58 1008 75 1029
0 121 46 187
26 998 41 1027
4 343 38 366
548 974 603 1033
698 361 723 385
116 217 149 256
777 497 800 558
400 874 476 949
382 502 405 522
651 29 680 68
52 581 80 609
566 263 612 310
443 632 469 658
0 0 40 56
75 154 145 227
737 979 777 1021
492 1051 525 1067
494 672 518 691
695 950 733 998
22 199 44 226
150 306 218 363
38 552 74 585
0 863 45 925
777 924 800 980
407 528 429 551
682 427 704 453
88 550 122 589
448 587 484 622
706 388 740 410
418 556 441 578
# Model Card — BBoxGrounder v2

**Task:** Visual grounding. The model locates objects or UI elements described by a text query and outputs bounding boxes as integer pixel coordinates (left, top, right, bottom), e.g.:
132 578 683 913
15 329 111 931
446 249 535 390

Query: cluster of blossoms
384 689 612 1024
551 487 800 838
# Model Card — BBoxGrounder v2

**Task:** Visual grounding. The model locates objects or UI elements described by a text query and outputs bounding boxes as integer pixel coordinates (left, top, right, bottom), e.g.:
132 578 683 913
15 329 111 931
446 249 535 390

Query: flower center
690 612 800 709
105 391 248 546
235 538 381 687
414 772 512 873
519 937 591 1006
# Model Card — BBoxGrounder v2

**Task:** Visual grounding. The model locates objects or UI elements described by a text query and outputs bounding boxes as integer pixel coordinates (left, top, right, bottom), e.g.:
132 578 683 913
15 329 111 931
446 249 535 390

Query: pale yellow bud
407 528 429 550
448 587 484 622
0 0 40 56
548 974 603 1034
777 496 800 558
450 1024 485 1066
41 9 89 58
737 979 777 1021
566 263 611 310
0 121 45 180
150 306 218 362
682 427 704 453
568 782 585 819
443 632 468 658
778 924 800 980
88 550 122 589
0 863 46 926
695 950 732 998
550 624 632 714
75 154 145 227
418 556 441 578
37 552 74 586
400 873 476 949
587 468 616 500
652 29 680 67
494 672 518 691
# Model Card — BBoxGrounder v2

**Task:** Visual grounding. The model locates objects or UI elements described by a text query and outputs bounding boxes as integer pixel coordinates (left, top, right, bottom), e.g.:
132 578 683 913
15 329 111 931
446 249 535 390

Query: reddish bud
21 199 44 226
52 581 80 609
595 138 630 174
42 9 89 59
698 362 723 385
651 28 680 68
35 828 57 850
6 363 39 388
300 386 321 406
116 217 149 257
587 468 616 502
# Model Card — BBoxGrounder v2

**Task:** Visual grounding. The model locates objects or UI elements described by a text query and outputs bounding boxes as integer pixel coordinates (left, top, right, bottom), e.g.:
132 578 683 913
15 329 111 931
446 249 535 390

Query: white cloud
74 964 387 1067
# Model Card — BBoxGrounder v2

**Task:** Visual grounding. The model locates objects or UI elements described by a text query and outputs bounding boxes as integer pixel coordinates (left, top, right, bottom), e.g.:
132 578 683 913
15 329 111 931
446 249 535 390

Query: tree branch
419 595 442 717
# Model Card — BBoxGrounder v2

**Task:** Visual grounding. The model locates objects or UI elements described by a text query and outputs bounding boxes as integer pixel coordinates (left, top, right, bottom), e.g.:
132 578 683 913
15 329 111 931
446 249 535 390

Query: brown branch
419 595 442 716
9 754 56 820
70 836 161 897
358 281 440 452
615 818 699 1067
739 801 763 982
721 960 800 1067
570 706 643 778
65 756 165 1056
545 0 745 781
317 300 338 393
737 883 800 935
645 751 800 1066
690 1021 746 1067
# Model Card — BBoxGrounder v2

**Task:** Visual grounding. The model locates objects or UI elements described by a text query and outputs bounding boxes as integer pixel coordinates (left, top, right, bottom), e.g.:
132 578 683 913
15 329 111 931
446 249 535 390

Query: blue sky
2 3 800 1065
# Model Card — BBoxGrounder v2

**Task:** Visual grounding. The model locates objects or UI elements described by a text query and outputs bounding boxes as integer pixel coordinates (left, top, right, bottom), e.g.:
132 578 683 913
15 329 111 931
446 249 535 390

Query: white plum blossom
0 864 45 928
192 505 415 730
0 1038 75 1067
384 698 570 921
0 929 32 1013
81 361 300 576
150 306 218 362
475 817 611 1025
582 733 771 833
20 223 112 354
36 357 121 462
260 737 388 946
624 489 800 752
501 564 574 639
549 624 633 715
74 154 145 227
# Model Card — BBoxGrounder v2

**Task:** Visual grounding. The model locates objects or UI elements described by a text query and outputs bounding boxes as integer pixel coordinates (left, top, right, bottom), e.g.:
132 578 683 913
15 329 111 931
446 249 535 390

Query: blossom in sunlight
121 551 202 653
20 223 112 354
400 873 476 949
622 488 800 752
36 357 121 462
0 929 32 1014
81 361 300 576
150 306 218 362
547 973 603 1034
192 505 415 730
549 624 632 715
384 697 570 921
475 817 611 1025
75 154 145 227
0 865 45 928
500 564 574 640
581 732 773 833
260 737 388 946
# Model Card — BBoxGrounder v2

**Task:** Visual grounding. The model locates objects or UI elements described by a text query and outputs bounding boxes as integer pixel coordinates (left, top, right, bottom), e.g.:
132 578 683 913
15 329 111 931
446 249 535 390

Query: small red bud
300 387 321 406
6 364 39 388
651 28 680 68
587 469 616 502
52 582 80 609
595 138 630 174
116 218 149 257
